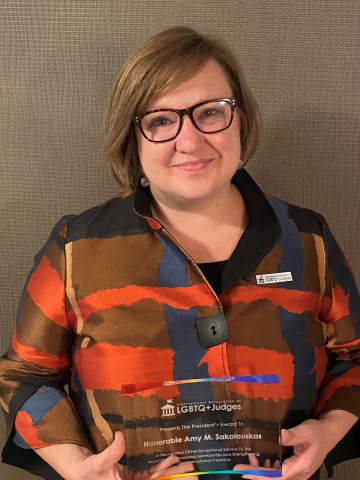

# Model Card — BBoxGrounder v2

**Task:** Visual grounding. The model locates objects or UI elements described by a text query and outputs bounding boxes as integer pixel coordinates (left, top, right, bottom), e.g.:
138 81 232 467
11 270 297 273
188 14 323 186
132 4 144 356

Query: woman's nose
175 115 204 152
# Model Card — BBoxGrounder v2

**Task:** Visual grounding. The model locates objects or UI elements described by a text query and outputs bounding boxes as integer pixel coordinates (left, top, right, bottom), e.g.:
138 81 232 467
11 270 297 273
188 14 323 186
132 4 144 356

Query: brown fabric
1 1 359 479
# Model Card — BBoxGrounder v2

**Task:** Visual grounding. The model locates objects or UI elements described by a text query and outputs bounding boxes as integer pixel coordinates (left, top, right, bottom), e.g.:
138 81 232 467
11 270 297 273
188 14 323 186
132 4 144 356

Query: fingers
94 431 125 470
235 454 282 480
281 428 294 446
111 431 126 457
248 453 260 466
281 426 307 448
151 460 195 478
138 454 196 480
150 454 180 473
281 420 318 448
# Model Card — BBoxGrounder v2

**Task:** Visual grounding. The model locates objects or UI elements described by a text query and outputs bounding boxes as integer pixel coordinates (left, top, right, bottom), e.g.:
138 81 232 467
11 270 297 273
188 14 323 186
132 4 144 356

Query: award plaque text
121 375 283 478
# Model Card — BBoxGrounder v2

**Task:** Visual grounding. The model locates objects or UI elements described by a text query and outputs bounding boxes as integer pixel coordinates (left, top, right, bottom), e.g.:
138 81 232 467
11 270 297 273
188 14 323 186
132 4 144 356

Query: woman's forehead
147 59 232 110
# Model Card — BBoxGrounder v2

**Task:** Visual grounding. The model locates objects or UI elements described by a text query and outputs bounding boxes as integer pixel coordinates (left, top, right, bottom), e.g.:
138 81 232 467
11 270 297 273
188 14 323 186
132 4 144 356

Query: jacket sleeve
315 216 360 418
314 215 360 474
0 217 91 476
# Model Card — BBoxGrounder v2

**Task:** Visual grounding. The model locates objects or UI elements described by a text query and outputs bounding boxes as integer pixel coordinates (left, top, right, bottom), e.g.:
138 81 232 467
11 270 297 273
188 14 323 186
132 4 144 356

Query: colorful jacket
1 169 360 479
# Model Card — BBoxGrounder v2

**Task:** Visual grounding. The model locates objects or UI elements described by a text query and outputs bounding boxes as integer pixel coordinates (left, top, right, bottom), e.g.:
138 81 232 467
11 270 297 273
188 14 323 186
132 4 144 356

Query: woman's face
136 59 241 210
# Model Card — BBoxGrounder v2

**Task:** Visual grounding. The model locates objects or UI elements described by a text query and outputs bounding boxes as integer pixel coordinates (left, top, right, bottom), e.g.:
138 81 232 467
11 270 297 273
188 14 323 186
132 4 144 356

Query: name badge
256 272 293 285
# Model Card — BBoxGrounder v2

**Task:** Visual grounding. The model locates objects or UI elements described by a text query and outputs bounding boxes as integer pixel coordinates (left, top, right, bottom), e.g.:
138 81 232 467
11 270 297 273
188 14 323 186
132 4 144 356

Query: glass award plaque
121 375 283 478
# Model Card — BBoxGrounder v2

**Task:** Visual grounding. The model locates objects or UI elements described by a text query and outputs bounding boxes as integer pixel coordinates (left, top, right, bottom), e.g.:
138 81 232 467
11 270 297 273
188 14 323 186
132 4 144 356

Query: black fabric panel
66 194 151 242
286 204 324 236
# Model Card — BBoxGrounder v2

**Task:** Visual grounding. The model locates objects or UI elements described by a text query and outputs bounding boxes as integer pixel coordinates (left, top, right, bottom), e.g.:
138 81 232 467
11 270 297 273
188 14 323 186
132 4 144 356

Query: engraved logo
161 399 176 417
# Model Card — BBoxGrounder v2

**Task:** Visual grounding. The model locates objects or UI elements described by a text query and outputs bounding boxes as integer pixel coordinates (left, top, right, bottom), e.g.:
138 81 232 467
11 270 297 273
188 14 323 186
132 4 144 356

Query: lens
193 100 231 133
141 110 180 142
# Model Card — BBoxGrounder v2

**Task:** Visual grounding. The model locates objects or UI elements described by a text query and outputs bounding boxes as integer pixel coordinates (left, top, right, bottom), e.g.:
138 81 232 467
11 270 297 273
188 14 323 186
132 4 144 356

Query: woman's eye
198 107 226 122
151 117 169 127
200 108 219 118
147 116 175 130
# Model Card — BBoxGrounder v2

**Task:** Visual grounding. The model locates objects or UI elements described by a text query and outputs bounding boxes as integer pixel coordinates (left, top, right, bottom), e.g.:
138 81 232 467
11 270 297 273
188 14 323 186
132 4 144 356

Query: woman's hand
76 432 196 480
36 432 197 480
237 410 358 480
70 431 130 480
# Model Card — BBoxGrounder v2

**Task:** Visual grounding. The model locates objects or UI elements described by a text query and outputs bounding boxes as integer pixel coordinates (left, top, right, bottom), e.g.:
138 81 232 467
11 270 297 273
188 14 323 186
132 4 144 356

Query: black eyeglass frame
133 97 238 143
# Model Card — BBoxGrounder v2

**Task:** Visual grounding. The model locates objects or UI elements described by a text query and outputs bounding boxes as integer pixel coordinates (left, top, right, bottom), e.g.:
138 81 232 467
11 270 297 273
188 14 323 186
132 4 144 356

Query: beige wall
1 1 359 478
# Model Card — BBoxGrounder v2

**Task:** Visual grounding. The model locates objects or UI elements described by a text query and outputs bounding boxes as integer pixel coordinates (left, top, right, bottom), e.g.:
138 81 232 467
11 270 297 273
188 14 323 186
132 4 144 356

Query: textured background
0 1 359 479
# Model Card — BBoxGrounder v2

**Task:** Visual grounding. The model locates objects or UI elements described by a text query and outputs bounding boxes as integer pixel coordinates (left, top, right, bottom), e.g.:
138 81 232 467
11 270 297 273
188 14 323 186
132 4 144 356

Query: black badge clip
195 312 230 349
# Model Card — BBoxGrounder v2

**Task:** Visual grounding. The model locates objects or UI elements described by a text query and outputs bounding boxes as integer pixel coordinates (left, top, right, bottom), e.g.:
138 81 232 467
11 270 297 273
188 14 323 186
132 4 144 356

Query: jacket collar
221 168 281 290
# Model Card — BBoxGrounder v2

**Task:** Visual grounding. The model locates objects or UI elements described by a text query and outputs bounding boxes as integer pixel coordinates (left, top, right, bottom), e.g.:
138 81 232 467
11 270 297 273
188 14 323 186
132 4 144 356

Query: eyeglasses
134 97 237 143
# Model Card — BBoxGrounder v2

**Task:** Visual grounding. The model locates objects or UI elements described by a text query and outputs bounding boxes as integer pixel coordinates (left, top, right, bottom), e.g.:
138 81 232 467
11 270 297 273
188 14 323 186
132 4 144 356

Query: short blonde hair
104 26 260 191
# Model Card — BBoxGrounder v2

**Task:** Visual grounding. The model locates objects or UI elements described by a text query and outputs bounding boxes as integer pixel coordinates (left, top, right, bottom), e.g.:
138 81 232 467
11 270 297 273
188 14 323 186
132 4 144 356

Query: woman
1 27 360 480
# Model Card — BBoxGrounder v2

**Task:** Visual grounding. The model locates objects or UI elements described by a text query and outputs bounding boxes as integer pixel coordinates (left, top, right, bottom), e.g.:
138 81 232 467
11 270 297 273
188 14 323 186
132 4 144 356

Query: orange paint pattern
221 285 329 316
314 365 360 415
15 411 53 448
335 337 360 349
68 283 215 325
26 255 68 328
198 344 231 378
225 344 294 400
74 344 175 391
145 217 162 230
11 331 70 370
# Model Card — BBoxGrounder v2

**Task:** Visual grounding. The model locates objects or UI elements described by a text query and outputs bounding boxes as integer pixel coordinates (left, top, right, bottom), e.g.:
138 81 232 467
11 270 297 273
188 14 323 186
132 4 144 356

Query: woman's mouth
172 159 213 172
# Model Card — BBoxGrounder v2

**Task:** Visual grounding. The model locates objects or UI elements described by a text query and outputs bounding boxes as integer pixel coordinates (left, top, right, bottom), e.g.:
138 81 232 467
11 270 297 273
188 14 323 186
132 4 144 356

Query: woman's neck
152 182 242 223
151 184 248 263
